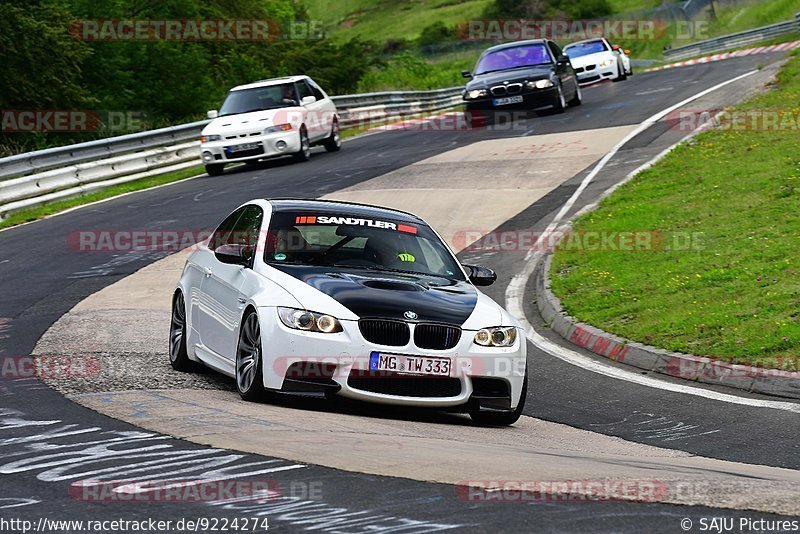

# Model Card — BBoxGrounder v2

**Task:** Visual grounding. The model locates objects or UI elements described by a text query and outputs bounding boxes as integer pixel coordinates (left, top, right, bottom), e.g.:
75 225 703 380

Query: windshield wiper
361 265 456 280
476 63 548 75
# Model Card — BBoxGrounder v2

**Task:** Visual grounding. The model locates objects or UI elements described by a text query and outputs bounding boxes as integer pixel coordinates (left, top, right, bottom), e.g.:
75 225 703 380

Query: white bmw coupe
170 199 528 425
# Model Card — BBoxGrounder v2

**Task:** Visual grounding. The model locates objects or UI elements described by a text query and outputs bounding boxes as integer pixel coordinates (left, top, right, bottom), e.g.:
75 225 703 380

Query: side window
306 78 326 101
295 80 314 101
229 206 264 250
209 207 246 250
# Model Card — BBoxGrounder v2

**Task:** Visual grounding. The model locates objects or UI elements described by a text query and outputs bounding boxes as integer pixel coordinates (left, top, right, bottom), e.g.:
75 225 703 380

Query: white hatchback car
563 38 632 85
170 199 528 425
200 76 341 176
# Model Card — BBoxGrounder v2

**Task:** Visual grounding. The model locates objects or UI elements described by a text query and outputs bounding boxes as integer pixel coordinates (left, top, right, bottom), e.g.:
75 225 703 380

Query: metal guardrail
0 87 464 220
664 13 800 61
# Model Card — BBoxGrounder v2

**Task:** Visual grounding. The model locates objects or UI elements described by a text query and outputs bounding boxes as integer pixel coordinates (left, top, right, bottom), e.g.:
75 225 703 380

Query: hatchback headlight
474 326 517 347
278 307 342 333
526 79 554 89
201 134 222 143
465 89 488 100
264 123 293 134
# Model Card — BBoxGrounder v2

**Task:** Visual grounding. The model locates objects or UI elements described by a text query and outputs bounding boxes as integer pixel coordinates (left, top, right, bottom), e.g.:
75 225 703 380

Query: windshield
264 211 465 281
219 83 298 116
564 40 609 58
474 44 551 75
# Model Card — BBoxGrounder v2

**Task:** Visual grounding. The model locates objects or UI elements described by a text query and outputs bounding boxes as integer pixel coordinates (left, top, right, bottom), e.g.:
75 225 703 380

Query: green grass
549 52 800 368
0 165 205 230
305 0 491 43
356 51 475 92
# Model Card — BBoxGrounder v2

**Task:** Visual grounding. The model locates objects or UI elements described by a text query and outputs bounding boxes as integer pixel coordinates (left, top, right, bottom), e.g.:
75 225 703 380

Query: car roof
266 199 425 224
563 38 607 48
480 39 549 56
231 76 309 92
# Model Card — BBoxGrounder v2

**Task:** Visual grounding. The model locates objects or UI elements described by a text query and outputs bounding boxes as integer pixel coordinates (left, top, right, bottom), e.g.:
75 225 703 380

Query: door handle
204 267 213 278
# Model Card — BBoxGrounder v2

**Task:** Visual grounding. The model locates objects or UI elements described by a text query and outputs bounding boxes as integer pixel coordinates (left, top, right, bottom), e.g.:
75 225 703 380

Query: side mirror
461 70 473 78
557 54 570 64
301 96 317 106
214 243 254 267
611 44 620 51
207 109 219 119
463 264 496 286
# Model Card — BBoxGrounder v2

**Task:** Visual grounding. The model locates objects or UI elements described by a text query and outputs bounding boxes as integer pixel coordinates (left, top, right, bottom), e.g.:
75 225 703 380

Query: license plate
369 351 451 377
493 95 524 106
226 142 261 153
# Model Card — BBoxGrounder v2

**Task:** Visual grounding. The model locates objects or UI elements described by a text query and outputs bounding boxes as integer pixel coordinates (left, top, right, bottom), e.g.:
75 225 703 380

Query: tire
469 369 528 426
236 311 265 401
550 82 566 114
323 120 342 152
205 163 225 176
613 62 627 82
169 292 195 372
567 81 582 107
292 127 311 162
470 372 528 426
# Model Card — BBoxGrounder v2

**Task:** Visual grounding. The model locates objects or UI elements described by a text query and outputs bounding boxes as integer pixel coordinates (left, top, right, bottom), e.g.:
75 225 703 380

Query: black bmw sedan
462 39 581 114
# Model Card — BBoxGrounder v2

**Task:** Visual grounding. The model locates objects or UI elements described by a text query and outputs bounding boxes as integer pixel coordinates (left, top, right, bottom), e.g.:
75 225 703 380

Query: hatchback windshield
264 211 465 280
474 44 551 75
219 83 298 116
564 40 609 59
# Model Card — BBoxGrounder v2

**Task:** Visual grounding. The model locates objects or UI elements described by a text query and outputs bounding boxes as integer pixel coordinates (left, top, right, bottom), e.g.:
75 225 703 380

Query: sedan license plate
493 95 523 106
369 352 451 377
226 142 261 153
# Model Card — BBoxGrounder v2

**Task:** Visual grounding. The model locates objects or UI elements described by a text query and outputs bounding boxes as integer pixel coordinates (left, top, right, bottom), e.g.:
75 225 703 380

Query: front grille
505 83 523 94
490 85 507 96
359 319 410 346
585 64 596 71
348 370 461 397
414 324 461 350
574 66 585 74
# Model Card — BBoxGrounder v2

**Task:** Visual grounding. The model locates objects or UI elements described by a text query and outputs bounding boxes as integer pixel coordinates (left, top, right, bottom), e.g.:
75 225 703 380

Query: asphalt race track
1 53 799 533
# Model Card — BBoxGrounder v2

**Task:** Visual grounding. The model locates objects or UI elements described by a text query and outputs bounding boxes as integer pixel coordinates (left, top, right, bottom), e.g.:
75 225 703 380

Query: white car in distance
200 76 341 176
563 38 632 85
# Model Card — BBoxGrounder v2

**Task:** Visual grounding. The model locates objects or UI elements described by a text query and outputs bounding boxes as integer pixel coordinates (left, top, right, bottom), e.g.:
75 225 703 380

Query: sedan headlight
525 79 554 89
264 123 293 134
599 58 615 67
278 307 342 333
465 89 488 100
474 326 517 347
200 134 222 143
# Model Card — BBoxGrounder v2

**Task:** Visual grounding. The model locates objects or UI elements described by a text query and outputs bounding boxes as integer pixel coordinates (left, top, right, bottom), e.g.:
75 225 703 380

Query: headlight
526 79 554 89
474 326 517 347
465 89 488 100
599 58 615 67
264 123 293 134
278 307 342 333
200 134 222 143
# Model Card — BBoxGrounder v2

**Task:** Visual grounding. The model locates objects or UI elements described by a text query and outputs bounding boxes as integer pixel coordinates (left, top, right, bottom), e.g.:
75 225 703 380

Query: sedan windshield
475 44 551 75
219 83 298 116
564 40 609 58
264 211 465 281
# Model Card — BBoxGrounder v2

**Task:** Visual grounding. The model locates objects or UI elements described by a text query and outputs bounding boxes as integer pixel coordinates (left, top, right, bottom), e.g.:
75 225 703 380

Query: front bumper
463 87 558 112
575 64 617 85
200 131 301 165
258 308 527 411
